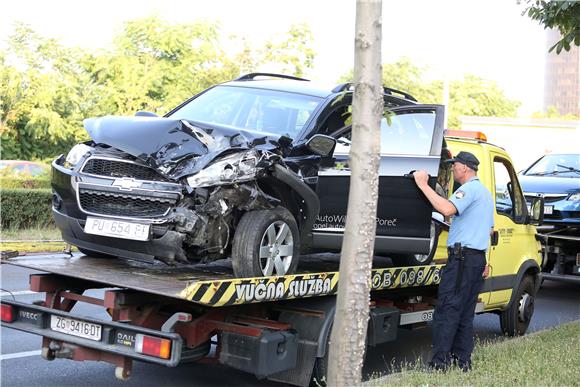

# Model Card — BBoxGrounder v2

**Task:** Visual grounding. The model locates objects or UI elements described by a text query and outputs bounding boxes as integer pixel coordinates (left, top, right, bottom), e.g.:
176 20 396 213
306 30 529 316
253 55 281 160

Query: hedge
1 189 55 229
0 177 51 189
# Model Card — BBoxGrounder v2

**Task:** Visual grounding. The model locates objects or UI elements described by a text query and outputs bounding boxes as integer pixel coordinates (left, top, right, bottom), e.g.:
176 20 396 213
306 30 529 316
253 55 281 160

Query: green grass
368 320 580 386
0 227 72 253
1 226 62 241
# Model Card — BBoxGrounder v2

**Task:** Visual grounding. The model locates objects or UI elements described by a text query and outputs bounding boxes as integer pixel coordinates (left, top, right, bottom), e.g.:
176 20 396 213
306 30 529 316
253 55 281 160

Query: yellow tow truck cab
436 130 544 335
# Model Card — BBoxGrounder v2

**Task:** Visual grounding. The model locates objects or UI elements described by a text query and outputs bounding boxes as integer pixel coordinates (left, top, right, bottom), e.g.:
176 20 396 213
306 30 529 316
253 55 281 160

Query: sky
1 0 548 115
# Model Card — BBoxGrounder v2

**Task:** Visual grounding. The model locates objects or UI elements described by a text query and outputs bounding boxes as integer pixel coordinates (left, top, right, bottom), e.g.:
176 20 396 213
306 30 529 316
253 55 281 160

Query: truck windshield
168 86 322 140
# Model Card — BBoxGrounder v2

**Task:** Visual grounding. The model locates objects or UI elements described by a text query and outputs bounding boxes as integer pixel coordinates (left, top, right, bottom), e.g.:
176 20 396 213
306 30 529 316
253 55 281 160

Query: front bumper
51 156 188 263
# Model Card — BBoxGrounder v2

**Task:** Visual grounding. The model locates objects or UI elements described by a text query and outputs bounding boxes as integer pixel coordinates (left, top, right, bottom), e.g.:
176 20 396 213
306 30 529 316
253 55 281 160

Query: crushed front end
51 117 286 265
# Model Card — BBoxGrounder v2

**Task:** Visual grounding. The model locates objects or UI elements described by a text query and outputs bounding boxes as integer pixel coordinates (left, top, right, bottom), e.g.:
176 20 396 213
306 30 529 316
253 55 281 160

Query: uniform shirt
447 176 494 251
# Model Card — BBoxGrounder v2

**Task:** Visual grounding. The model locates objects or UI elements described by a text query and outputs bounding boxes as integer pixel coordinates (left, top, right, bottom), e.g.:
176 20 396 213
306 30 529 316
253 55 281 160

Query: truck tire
392 221 441 266
500 275 535 336
232 207 300 278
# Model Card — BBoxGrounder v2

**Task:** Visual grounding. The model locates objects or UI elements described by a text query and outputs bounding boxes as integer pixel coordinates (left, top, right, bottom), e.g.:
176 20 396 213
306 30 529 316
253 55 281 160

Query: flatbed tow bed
1 253 449 386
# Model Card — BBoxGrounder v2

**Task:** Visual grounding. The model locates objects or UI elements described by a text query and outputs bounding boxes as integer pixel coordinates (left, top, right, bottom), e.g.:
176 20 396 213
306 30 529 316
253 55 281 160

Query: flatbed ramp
2 253 443 307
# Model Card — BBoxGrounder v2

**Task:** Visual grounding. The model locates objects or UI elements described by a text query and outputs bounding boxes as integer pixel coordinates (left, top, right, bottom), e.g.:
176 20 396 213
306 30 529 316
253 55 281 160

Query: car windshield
525 154 580 177
168 85 323 140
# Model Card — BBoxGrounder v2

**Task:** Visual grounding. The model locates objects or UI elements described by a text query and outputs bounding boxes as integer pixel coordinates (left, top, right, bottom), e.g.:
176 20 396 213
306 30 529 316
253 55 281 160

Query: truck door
486 154 531 307
313 105 445 256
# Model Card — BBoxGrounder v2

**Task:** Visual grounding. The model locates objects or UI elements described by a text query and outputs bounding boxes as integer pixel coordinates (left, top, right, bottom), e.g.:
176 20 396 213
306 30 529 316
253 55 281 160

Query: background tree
340 58 520 128
327 0 383 385
521 0 580 53
0 16 316 160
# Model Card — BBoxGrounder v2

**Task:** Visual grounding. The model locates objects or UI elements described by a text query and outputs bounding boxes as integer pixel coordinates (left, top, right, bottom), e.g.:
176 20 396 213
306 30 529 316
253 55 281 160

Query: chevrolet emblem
112 178 142 191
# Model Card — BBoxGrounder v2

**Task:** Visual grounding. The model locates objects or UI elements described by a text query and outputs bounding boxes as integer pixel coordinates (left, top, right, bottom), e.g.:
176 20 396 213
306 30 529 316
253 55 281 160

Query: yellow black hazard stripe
179 264 443 307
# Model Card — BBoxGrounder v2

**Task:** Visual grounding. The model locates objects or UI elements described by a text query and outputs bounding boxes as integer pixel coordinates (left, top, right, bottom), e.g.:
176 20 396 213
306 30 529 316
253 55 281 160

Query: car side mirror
528 195 544 225
135 111 158 117
306 134 336 157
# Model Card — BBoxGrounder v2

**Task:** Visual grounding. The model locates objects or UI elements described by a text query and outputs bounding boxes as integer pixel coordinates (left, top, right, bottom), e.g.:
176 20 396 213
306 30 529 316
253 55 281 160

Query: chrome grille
79 189 175 218
82 158 167 182
524 194 567 203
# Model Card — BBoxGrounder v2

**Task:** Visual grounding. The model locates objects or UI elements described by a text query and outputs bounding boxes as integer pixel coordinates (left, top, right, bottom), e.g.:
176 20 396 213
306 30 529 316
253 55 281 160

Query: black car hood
84 116 291 180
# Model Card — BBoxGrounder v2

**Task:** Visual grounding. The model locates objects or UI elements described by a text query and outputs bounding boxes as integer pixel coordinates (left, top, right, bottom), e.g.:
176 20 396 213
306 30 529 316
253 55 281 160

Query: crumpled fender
272 164 320 242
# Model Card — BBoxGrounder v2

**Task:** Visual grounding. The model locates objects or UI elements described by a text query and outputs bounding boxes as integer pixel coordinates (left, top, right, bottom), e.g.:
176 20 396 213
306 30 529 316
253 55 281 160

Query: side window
380 111 436 155
333 130 351 156
494 158 526 223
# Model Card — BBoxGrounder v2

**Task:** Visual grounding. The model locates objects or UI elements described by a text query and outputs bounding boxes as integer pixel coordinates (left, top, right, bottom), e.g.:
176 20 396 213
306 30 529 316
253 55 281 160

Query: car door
312 105 445 255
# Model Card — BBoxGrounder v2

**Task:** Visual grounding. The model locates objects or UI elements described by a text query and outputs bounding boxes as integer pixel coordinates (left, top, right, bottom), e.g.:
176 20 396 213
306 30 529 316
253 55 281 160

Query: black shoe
451 355 472 373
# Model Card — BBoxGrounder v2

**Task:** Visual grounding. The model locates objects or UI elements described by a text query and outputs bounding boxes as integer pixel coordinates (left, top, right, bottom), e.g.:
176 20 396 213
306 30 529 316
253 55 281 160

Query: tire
231 207 300 277
392 221 441 266
311 342 329 387
77 247 116 259
500 275 536 336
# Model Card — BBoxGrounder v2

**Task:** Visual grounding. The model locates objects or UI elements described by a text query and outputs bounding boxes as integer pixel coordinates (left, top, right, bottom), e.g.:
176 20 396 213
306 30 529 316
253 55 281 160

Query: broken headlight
186 150 260 188
64 144 92 169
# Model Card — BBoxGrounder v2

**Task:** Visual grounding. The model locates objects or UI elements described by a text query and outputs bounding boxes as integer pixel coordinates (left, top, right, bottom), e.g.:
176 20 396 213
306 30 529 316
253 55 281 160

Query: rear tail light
1 304 15 323
135 334 171 359
576 253 580 266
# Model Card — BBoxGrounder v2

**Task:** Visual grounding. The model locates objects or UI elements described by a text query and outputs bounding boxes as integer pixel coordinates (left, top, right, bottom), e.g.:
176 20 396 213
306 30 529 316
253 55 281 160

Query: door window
380 111 436 156
494 158 527 223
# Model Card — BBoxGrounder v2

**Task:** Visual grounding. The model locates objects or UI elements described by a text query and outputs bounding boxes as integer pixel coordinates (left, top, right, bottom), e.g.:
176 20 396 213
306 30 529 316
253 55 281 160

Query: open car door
312 104 446 256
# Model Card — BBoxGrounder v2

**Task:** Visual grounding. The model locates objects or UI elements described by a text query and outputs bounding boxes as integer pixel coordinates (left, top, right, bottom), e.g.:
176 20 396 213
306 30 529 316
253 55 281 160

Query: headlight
64 144 92 169
568 192 580 201
186 150 260 188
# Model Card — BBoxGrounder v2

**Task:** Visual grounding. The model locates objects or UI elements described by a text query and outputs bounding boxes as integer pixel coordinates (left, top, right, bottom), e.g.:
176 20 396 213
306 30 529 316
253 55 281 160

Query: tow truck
1 130 545 386
536 225 580 283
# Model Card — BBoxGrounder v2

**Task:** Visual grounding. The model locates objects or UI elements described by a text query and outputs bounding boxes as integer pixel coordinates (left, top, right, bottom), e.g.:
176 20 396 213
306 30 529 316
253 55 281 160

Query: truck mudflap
0 299 184 367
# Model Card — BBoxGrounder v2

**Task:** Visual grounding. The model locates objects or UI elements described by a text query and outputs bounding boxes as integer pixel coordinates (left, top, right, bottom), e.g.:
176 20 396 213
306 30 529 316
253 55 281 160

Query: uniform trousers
430 249 486 368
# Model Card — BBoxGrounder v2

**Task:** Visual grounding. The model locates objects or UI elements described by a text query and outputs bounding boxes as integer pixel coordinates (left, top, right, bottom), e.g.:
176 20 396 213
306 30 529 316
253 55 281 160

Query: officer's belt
447 246 485 256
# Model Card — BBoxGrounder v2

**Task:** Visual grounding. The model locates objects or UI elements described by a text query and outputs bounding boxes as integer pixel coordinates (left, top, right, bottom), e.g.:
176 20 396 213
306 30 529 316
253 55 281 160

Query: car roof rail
234 73 310 82
332 82 418 102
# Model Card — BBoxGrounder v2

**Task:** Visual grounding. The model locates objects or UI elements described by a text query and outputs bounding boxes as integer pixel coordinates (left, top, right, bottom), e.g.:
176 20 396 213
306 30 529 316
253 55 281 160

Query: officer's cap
446 151 479 171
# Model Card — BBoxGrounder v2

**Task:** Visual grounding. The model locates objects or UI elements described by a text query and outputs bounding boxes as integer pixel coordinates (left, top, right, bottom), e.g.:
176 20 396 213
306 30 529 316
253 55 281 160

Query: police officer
413 151 494 372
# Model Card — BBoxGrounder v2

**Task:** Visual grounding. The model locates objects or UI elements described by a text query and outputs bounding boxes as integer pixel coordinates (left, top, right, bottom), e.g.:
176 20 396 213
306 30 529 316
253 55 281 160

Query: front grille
79 189 175 218
82 158 167 182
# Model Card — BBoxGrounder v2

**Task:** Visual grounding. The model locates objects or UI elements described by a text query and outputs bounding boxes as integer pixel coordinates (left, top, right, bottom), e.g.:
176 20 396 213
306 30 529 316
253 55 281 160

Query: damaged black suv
52 73 448 278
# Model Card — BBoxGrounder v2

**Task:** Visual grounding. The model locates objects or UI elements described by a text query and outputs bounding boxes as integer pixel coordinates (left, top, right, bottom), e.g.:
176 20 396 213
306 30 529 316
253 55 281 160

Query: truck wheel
232 207 300 277
500 275 535 336
392 221 440 266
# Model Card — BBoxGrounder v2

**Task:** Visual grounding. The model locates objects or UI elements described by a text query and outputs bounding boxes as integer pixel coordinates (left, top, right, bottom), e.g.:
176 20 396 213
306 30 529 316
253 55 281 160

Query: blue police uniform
430 176 494 371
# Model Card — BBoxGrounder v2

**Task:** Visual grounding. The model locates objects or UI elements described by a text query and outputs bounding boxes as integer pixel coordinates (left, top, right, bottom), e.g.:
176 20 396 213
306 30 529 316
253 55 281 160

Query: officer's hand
413 170 429 188
482 265 490 278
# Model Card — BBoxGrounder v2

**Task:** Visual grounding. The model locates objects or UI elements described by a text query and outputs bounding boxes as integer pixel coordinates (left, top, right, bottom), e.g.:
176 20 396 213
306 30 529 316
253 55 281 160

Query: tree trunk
327 1 383 386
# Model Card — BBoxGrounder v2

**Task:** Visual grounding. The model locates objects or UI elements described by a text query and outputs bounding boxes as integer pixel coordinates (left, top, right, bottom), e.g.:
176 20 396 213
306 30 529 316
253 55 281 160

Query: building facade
544 29 580 116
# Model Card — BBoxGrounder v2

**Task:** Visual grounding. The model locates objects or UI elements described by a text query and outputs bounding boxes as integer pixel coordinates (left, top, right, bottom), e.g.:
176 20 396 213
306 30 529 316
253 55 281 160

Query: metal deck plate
2 253 443 307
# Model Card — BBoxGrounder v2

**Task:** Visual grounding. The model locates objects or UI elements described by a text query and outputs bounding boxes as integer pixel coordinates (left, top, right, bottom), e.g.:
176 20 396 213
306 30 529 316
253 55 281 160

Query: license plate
50 315 102 341
84 217 150 241
544 205 553 215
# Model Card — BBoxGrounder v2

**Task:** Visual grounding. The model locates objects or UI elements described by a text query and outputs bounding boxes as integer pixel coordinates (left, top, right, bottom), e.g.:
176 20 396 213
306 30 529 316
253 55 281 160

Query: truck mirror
529 196 544 225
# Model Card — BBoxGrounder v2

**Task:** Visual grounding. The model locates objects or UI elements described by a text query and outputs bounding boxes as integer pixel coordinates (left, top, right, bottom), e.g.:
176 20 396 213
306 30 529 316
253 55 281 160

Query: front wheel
500 275 536 336
232 207 300 278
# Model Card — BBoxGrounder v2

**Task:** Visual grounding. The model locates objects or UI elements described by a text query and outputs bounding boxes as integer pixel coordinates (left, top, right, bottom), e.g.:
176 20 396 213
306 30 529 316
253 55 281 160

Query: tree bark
327 0 383 386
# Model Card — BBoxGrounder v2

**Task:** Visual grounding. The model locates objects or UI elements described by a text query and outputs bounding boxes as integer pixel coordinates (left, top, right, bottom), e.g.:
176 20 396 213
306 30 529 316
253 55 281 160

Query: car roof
221 79 337 98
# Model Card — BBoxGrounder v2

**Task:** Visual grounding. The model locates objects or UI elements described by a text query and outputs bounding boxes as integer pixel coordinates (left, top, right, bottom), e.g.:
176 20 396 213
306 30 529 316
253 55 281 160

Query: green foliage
531 106 580 120
0 176 51 189
339 57 520 128
0 16 316 160
0 189 54 229
522 0 580 54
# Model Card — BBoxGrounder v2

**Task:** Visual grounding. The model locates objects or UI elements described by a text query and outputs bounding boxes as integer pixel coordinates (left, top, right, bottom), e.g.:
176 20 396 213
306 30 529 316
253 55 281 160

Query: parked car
51 73 449 277
519 153 580 226
0 160 49 177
